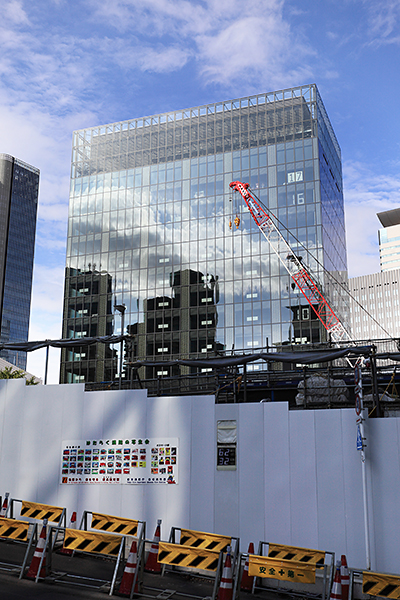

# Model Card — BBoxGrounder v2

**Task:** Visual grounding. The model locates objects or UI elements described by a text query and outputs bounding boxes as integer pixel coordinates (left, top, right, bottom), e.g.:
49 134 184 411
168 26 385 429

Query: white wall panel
190 396 215 533
263 402 291 546
0 380 26 502
120 390 147 526
314 410 347 551
288 410 318 548
238 403 265 550
369 417 400 573
341 409 366 567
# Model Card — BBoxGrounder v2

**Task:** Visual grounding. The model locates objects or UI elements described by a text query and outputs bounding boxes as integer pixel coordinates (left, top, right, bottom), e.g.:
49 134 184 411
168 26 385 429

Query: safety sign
60 437 179 485
357 425 363 451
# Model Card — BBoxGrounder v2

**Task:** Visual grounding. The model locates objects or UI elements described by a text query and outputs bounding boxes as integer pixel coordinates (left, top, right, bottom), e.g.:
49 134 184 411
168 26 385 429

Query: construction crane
229 181 350 343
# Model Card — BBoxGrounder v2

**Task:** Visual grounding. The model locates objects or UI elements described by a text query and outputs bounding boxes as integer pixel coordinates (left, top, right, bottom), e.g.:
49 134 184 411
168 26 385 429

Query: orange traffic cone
59 511 77 555
145 520 162 573
218 546 233 600
240 542 254 591
330 563 342 600
0 492 9 517
341 555 349 600
119 539 139 596
26 519 48 580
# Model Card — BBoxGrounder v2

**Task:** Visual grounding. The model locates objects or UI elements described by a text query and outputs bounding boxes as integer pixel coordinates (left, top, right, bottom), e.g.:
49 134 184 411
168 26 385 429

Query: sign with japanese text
248 555 316 584
60 437 179 485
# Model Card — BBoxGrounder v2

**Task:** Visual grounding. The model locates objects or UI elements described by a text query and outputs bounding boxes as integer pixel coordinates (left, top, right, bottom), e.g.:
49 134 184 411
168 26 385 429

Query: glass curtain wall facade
0 154 39 369
60 84 348 384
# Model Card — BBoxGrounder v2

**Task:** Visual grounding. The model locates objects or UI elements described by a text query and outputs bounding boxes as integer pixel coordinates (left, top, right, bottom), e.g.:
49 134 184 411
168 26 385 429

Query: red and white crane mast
229 181 349 343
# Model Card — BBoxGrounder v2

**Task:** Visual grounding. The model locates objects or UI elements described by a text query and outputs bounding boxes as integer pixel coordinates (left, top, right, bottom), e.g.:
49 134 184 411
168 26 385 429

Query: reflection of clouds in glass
84 179 324 338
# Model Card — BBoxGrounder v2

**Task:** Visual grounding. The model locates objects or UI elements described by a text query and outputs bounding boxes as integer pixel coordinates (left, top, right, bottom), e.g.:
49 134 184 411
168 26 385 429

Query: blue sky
0 0 399 382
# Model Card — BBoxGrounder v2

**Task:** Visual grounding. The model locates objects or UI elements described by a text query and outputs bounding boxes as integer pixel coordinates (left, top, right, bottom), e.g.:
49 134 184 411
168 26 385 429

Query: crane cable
229 188 241 230
245 186 395 343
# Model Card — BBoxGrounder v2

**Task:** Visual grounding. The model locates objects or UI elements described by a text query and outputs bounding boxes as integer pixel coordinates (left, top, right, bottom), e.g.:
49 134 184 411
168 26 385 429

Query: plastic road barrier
8 498 67 551
63 528 123 556
254 541 335 600
267 543 326 565
168 527 240 572
179 529 231 553
41 525 126 595
349 569 400 600
91 512 138 536
0 517 29 541
158 541 221 571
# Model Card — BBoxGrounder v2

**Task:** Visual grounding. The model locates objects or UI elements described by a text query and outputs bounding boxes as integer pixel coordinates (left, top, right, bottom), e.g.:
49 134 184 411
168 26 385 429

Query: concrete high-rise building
348 209 400 341
60 84 348 384
0 154 39 369
378 208 400 272
349 269 400 340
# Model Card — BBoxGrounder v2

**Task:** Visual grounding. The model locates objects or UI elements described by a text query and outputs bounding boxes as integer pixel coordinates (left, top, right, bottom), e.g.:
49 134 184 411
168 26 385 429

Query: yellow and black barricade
159 541 226 600
7 498 67 551
350 568 400 600
249 554 317 584
91 512 138 536
159 541 221 571
9 498 66 527
0 517 30 541
163 527 241 600
35 525 127 594
168 527 240 569
0 517 39 578
179 529 231 553
79 510 146 596
254 541 335 600
267 543 325 565
63 528 124 556
80 509 145 538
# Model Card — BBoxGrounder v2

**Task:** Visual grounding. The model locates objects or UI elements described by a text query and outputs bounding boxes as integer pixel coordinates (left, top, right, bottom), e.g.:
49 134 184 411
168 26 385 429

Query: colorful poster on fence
60 437 179 485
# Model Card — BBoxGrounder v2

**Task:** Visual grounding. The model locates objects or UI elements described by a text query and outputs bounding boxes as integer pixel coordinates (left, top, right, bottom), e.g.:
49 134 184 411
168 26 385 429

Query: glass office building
0 154 39 369
60 84 349 384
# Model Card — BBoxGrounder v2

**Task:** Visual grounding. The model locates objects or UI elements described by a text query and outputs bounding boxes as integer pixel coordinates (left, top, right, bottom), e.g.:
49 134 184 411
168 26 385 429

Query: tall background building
349 208 400 341
0 154 39 369
60 84 349 384
349 269 400 340
378 208 400 272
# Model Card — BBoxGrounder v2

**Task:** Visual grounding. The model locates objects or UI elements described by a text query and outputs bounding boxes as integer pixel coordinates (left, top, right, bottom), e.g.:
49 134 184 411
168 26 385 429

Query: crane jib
229 180 349 342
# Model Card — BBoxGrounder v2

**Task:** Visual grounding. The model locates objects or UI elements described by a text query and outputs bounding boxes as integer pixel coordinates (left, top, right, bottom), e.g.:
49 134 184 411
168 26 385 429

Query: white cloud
140 47 191 73
344 160 400 278
3 0 29 25
90 0 315 88
112 42 193 73
90 0 211 36
363 0 400 45
30 265 65 317
26 265 65 383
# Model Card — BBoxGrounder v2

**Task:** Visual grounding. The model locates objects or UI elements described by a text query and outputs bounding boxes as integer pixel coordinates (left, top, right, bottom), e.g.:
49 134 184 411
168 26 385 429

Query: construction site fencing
157 527 240 599
36 525 128 593
7 498 66 527
5 498 399 600
0 517 39 578
349 567 400 600
252 541 335 600
166 527 240 571
80 509 145 539
6 498 67 550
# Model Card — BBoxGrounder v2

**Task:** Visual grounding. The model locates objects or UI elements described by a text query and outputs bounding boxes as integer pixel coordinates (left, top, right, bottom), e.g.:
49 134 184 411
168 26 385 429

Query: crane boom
229 181 349 342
